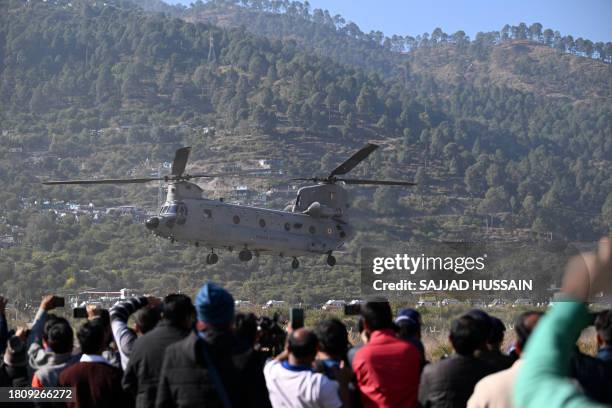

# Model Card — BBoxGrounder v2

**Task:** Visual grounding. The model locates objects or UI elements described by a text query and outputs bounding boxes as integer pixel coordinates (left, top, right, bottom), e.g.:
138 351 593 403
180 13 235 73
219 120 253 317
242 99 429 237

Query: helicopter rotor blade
291 177 325 183
187 169 276 179
42 177 164 185
336 178 417 186
171 147 191 176
329 143 379 178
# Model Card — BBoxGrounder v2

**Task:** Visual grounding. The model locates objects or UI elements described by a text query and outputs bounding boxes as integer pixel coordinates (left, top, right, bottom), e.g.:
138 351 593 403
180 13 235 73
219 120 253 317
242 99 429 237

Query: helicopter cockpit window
163 204 178 215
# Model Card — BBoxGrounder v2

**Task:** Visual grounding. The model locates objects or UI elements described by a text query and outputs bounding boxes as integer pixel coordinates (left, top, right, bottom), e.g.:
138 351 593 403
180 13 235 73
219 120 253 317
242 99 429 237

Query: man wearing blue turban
156 282 271 408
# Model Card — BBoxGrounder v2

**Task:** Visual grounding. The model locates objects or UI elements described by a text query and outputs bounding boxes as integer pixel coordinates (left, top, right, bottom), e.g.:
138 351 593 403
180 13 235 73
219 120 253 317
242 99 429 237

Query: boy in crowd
59 319 130 408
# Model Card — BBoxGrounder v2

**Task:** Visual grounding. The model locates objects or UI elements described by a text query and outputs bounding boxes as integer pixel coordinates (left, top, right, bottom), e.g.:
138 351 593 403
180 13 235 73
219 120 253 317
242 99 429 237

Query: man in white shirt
468 311 543 408
264 328 350 408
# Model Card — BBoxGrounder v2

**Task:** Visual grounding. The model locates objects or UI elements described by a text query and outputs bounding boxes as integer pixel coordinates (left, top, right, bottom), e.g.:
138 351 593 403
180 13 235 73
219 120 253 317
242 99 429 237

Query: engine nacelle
303 201 336 218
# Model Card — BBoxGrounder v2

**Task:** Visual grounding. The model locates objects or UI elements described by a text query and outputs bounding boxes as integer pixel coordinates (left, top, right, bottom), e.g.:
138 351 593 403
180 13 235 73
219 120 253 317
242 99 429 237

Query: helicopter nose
145 217 160 230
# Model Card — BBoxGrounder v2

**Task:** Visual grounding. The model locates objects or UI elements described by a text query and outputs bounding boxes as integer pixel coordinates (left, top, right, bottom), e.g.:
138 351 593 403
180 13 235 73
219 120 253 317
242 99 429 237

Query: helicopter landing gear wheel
239 249 253 262
206 253 218 265
291 257 299 269
326 254 336 267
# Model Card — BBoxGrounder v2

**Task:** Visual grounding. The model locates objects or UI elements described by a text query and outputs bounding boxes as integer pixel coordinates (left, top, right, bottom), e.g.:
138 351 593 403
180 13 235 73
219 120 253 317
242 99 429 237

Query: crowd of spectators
0 237 610 408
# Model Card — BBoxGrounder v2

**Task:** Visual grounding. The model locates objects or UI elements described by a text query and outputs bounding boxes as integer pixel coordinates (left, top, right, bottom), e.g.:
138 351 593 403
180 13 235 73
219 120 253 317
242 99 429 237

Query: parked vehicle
512 298 533 307
440 298 461 306
263 300 286 309
488 298 507 308
416 299 438 308
322 299 346 310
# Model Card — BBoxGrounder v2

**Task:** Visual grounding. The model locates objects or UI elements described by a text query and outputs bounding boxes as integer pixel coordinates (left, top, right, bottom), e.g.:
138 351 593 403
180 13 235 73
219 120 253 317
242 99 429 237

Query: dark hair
98 309 110 327
162 294 195 326
287 330 318 359
488 317 506 345
465 309 492 348
42 314 60 343
235 313 258 346
360 299 392 331
515 311 544 349
450 315 486 355
77 320 106 355
396 320 419 340
46 317 73 354
315 319 349 357
134 307 161 334
595 310 612 345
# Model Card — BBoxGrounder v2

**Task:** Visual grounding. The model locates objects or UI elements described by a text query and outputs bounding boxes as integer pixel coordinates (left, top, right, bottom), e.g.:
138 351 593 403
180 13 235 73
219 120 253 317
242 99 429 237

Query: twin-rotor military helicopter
43 143 415 269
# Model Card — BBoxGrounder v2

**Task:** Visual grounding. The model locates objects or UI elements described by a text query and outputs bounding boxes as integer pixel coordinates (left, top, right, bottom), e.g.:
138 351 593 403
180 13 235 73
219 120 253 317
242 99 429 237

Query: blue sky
169 0 612 43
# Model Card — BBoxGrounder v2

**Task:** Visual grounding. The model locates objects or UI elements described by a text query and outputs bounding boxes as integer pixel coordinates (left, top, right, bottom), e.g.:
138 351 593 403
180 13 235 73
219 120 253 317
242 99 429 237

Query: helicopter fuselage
147 182 353 257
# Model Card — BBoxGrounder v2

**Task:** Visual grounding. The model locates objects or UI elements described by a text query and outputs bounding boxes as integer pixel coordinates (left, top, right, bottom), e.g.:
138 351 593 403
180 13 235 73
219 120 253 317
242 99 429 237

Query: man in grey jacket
110 296 161 370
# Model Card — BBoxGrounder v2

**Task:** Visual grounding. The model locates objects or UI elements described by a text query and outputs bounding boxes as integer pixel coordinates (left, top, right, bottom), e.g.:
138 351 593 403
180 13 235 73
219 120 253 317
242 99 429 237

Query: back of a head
360 299 393 332
395 308 422 340
43 314 60 343
465 309 492 350
47 317 74 354
595 310 612 345
134 307 161 334
78 320 106 355
450 315 485 356
288 329 318 360
195 282 235 327
315 319 349 358
4 336 27 368
488 316 506 347
396 320 419 340
163 293 195 327
235 313 258 346
515 311 544 350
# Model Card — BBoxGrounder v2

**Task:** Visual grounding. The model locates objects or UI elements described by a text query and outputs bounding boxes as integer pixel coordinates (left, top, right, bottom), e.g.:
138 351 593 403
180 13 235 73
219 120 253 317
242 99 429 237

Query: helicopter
43 143 415 269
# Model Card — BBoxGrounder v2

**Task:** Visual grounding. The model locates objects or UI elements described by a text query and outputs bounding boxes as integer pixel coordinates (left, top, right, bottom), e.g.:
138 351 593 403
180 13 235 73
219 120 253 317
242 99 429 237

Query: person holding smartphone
27 295 81 388
27 295 67 370
314 319 350 381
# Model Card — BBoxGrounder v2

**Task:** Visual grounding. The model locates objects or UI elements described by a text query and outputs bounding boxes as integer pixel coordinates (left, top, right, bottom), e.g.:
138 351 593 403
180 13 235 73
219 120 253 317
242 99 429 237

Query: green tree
95 65 114 103
158 63 174 95
29 86 46 112
356 86 376 115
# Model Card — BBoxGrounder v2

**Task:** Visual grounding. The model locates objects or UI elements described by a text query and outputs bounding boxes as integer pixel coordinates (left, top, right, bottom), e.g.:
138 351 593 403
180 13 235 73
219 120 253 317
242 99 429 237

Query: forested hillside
185 0 612 76
0 0 610 303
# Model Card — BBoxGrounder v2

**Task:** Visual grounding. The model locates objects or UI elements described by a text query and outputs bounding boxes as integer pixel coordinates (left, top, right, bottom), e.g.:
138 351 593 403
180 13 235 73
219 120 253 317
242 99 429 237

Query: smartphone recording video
73 307 88 318
290 308 304 330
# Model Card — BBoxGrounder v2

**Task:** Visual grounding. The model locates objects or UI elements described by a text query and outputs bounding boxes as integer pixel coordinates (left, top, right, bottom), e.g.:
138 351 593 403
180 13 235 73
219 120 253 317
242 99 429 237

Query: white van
322 300 346 310
263 300 286 309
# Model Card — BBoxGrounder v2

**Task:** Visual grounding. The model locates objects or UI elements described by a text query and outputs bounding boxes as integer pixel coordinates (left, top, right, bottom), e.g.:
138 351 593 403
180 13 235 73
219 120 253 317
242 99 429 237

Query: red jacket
352 328 420 408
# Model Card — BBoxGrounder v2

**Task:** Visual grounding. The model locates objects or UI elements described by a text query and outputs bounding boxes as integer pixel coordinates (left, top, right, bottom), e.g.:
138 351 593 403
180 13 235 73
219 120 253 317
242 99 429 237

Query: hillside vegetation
0 0 610 304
